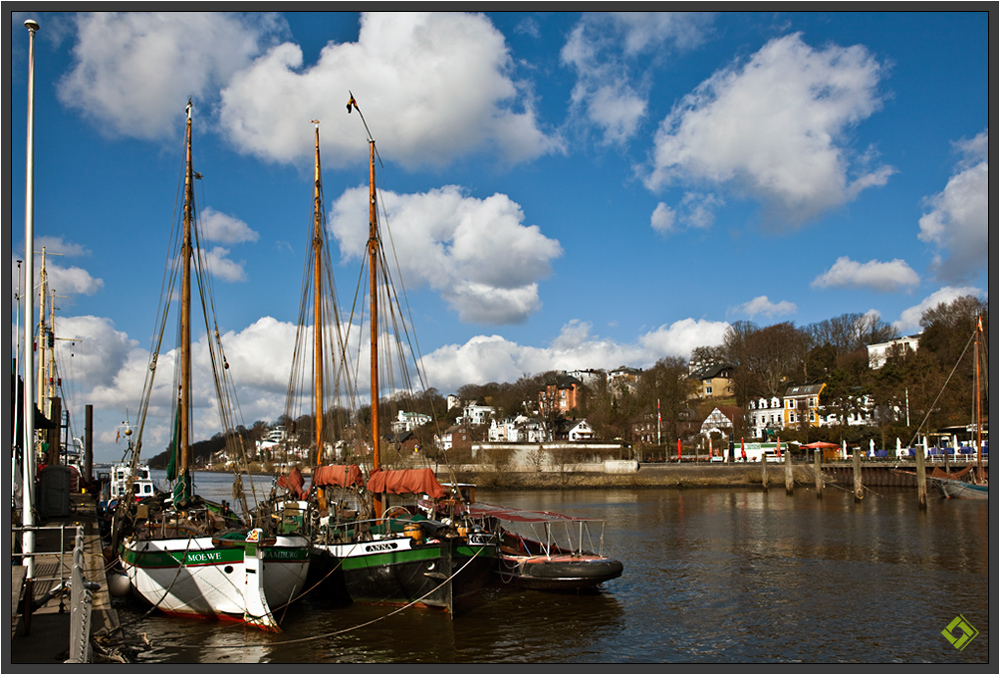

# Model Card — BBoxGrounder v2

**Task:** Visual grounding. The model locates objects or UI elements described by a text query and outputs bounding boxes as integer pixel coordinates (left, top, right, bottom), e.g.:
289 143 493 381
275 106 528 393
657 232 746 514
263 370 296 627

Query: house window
706 386 713 395
789 413 796 423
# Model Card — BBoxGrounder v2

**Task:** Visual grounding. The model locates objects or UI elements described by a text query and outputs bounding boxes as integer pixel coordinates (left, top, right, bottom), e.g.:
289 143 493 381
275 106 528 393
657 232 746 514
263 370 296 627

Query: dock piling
915 445 927 508
852 448 863 501
814 449 823 497
784 447 794 494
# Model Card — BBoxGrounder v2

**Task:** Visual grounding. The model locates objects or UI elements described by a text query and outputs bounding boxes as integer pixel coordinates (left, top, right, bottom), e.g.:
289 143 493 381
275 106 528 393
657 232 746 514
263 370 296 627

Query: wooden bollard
784 447 794 494
814 448 823 497
761 454 768 490
852 447 863 501
915 445 927 509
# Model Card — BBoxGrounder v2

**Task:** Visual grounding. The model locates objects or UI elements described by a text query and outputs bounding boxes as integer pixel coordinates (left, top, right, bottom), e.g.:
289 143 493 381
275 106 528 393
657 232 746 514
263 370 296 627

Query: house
436 424 472 452
489 415 546 443
783 384 825 429
391 410 432 434
748 396 784 440
539 375 586 415
867 334 921 369
688 363 735 400
553 418 595 442
460 402 495 427
700 406 743 440
607 366 642 396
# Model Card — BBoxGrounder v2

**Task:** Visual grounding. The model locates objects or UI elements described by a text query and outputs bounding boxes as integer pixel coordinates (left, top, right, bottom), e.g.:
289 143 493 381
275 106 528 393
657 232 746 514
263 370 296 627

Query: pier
11 493 125 664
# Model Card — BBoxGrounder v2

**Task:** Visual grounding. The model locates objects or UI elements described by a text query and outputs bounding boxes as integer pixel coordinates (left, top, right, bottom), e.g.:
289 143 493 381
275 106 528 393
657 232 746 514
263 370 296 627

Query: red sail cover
276 466 307 499
312 464 364 488
367 468 447 499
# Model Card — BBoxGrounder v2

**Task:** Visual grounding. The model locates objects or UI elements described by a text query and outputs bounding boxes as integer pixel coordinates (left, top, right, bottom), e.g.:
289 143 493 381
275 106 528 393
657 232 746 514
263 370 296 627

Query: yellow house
783 383 826 428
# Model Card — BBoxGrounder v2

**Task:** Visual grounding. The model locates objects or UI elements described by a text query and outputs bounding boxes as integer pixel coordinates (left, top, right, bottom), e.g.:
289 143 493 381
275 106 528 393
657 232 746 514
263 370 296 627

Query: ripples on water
118 472 989 663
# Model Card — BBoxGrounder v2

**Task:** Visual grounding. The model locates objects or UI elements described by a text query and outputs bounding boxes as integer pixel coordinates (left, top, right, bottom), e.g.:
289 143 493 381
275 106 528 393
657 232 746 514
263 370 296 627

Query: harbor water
114 470 990 663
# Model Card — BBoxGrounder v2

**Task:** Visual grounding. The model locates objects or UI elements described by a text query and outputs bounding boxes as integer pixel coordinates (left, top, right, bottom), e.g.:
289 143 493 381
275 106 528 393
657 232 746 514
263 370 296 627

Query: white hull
122 534 310 619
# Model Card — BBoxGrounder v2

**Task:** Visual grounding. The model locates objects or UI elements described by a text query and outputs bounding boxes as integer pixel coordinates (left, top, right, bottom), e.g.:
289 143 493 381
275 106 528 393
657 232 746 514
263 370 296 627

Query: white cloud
811 256 920 292
420 318 729 393
561 13 713 146
732 296 797 319
329 184 562 325
894 286 982 334
200 207 259 244
645 32 893 227
57 12 288 140
218 12 561 169
199 247 246 283
918 130 988 282
650 202 677 234
34 236 91 257
650 192 724 235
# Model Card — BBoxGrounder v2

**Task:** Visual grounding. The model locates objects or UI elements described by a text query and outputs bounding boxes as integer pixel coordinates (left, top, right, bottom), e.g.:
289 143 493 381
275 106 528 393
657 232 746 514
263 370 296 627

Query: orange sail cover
312 464 364 488
367 468 447 499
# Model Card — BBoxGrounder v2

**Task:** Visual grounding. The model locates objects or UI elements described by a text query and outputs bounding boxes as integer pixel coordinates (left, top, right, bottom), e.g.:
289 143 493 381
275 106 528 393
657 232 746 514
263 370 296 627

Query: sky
8 10 992 463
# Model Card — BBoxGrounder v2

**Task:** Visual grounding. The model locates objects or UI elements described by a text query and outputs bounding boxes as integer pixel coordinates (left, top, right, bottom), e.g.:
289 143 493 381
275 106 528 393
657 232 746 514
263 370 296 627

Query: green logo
942 615 979 651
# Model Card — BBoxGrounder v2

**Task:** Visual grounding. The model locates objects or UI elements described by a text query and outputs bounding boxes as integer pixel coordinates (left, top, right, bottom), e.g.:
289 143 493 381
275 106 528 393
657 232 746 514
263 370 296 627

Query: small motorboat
466 501 623 592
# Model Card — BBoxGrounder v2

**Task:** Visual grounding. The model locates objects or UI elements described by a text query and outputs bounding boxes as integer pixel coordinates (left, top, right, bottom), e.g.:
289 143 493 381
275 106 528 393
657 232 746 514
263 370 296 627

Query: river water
114 470 990 664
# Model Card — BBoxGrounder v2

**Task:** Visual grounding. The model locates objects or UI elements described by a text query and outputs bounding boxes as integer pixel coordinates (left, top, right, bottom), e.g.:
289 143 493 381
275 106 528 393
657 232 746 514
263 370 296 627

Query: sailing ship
114 101 310 631
930 315 988 500
284 99 496 614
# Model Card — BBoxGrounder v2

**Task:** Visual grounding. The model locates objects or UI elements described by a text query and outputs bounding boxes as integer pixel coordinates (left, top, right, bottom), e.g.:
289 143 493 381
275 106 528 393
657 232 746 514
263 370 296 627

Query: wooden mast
179 100 194 481
975 314 984 484
368 137 382 518
312 121 325 466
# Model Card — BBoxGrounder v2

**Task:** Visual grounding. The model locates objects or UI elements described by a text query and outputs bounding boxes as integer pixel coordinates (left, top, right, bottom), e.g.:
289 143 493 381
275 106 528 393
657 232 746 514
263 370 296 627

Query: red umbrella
801 441 840 449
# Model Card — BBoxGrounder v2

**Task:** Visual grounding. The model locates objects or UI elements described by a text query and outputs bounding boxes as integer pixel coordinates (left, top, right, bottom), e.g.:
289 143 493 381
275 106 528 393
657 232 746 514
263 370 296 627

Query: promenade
10 492 123 665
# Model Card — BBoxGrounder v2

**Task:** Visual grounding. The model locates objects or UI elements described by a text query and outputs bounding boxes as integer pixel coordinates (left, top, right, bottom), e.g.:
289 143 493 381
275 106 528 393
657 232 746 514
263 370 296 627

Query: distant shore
174 459 986 490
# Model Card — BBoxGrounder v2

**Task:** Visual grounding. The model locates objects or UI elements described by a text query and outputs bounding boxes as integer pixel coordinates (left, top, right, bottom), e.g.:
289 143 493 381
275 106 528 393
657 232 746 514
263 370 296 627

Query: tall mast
368 138 382 518
975 315 983 483
312 121 325 466
36 247 47 412
179 100 194 478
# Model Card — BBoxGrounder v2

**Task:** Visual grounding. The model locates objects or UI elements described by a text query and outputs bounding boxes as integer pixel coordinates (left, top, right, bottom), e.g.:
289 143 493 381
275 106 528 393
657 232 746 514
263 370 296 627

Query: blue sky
9 11 990 462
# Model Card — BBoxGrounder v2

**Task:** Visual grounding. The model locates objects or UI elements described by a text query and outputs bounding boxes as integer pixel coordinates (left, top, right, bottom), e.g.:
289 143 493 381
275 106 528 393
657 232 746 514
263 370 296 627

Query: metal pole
22 18 40 580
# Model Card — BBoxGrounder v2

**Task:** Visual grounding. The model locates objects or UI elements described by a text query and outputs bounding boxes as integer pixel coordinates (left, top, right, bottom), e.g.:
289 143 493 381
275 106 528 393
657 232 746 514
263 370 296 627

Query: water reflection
124 480 988 664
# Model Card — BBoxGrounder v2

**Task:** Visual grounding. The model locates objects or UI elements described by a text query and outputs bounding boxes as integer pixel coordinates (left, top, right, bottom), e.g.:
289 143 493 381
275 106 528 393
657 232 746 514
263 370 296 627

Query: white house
748 397 784 439
391 410 431 434
460 403 495 427
867 334 921 369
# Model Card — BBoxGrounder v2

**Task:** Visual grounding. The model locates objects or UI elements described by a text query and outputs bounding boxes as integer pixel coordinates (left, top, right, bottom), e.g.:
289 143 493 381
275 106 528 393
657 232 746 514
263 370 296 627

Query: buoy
403 522 424 544
108 570 131 597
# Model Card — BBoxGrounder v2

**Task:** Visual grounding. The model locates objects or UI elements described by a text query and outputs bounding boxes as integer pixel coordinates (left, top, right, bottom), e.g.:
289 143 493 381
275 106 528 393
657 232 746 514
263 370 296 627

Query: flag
978 315 983 332
347 95 357 113
116 429 120 443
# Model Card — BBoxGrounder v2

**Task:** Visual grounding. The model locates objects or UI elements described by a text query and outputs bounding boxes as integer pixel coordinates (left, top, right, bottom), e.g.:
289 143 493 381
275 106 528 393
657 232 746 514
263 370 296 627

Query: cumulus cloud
57 12 288 140
420 318 729 393
650 192 725 236
732 296 797 319
329 184 562 325
918 130 988 282
645 32 893 227
894 286 982 334
561 12 714 146
200 207 259 244
219 12 561 169
198 247 247 282
811 256 920 292
11 237 103 302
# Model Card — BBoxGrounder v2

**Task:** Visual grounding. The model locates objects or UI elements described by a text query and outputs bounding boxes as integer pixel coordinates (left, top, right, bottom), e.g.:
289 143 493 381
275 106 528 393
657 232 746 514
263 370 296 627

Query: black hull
497 556 624 592
312 538 496 614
